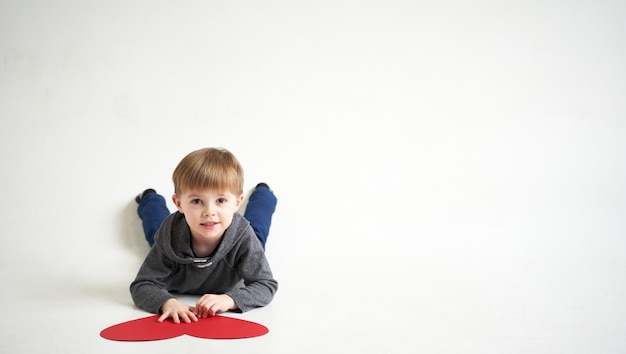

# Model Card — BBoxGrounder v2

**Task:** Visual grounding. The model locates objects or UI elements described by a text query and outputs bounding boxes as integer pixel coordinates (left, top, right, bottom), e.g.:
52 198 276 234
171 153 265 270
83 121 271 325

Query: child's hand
158 298 198 324
192 294 237 318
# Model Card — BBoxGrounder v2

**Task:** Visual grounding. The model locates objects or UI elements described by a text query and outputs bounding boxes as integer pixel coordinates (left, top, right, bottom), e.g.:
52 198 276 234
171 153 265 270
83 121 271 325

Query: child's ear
236 194 244 207
172 194 184 213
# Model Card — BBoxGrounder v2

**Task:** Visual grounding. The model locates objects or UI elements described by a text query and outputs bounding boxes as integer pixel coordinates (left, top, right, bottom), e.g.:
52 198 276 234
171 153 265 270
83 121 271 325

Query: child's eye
191 199 203 205
217 198 227 204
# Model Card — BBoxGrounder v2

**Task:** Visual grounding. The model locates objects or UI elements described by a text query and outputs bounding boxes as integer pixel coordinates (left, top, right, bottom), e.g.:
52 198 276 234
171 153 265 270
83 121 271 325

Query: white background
1 0 625 353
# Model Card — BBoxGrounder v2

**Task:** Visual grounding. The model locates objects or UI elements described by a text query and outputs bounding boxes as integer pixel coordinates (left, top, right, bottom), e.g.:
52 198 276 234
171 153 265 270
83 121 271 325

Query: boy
130 147 278 324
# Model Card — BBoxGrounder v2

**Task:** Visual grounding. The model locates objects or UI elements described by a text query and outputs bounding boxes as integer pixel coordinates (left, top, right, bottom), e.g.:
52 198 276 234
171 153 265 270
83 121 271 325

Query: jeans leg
137 193 171 247
243 187 277 249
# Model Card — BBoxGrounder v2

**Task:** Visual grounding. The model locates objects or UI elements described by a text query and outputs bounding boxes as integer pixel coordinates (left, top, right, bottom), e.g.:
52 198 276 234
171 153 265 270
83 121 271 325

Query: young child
130 147 278 324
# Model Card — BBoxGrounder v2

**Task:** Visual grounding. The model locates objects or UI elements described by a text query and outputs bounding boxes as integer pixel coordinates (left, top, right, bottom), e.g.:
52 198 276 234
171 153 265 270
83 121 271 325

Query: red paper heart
100 315 269 341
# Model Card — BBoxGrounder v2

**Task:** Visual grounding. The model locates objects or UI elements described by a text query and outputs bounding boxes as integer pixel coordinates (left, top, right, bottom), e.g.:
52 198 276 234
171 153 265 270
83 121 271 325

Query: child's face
172 188 244 245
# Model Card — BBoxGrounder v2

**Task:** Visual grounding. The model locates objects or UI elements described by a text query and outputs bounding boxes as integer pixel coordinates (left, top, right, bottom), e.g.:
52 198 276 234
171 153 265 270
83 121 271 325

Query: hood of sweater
152 211 250 268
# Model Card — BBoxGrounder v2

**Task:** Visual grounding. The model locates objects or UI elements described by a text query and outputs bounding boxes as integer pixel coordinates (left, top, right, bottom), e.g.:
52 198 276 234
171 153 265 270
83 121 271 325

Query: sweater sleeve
129 247 177 314
225 235 279 312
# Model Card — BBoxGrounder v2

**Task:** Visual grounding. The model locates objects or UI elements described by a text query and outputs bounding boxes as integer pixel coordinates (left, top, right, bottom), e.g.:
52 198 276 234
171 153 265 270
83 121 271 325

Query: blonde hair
172 147 244 196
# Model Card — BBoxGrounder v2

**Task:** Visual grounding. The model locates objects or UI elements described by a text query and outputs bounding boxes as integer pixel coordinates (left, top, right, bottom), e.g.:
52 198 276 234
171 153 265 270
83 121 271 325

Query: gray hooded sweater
130 211 278 314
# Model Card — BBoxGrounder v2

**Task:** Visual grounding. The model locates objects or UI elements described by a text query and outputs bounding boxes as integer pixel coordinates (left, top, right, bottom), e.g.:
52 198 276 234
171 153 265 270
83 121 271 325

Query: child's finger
196 299 210 318
179 312 192 323
199 305 209 318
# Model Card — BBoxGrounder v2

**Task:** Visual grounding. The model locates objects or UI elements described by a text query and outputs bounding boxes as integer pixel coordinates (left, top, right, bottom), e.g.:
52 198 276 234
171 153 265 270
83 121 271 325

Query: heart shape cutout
100 315 268 341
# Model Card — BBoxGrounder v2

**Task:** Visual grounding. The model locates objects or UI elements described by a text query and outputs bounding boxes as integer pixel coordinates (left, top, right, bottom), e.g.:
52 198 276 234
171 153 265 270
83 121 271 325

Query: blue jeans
137 187 277 249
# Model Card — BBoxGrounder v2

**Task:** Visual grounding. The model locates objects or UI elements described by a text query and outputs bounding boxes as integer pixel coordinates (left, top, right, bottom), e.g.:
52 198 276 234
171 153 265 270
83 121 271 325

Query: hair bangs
172 148 244 196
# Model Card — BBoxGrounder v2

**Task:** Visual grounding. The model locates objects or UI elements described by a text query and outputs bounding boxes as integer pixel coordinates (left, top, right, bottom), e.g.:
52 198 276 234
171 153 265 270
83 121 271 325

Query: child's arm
224 236 279 312
130 248 179 314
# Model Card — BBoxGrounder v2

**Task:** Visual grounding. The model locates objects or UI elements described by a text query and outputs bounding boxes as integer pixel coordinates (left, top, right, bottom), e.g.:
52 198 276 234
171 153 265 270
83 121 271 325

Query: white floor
1 1 626 353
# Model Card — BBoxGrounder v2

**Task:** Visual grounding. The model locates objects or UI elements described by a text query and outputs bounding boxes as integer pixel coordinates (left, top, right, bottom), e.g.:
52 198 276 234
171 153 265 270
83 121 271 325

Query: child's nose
203 205 215 216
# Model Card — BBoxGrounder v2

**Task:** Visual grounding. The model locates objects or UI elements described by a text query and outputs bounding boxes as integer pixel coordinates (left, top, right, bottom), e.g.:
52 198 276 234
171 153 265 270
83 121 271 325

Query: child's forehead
180 188 238 196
